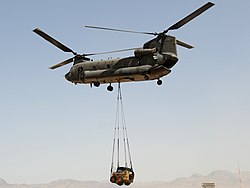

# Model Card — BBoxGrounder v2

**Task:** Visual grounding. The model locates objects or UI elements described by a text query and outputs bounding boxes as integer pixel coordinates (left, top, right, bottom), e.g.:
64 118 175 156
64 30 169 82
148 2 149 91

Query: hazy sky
0 0 249 184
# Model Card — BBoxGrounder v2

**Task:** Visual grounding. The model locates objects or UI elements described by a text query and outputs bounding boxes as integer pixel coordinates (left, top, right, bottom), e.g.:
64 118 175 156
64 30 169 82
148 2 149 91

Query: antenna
238 160 243 188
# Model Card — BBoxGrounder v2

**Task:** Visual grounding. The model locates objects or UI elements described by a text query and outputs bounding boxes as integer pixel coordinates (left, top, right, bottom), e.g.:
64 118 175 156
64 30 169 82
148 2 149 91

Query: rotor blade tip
33 28 40 32
208 2 215 6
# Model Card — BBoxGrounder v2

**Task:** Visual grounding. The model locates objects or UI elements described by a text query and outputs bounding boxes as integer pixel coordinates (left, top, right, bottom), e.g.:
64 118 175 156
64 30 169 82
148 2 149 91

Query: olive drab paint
33 2 214 92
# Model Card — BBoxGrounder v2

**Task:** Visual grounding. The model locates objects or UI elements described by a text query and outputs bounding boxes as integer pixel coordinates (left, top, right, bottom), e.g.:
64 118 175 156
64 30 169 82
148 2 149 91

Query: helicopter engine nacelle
134 48 157 58
153 53 164 63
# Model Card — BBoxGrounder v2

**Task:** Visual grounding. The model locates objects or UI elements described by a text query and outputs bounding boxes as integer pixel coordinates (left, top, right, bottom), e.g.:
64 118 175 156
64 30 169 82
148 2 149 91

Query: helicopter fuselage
65 35 178 87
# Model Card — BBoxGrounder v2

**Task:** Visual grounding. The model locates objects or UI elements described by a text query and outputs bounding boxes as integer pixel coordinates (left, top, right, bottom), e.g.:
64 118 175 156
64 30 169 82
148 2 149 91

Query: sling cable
110 83 135 186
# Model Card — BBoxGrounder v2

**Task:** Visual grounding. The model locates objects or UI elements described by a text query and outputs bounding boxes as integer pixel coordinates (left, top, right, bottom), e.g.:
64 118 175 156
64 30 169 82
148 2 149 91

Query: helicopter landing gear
93 81 100 87
157 79 162 85
107 84 113 92
144 74 150 80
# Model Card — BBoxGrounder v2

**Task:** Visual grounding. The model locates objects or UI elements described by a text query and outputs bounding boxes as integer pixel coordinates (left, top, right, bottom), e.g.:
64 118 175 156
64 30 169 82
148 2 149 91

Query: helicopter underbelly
85 74 145 83
79 65 171 84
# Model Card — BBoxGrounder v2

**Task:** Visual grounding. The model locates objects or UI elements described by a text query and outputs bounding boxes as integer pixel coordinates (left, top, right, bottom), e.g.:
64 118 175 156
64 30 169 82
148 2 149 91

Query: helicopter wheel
144 74 150 80
93 81 100 87
107 84 113 92
157 79 162 85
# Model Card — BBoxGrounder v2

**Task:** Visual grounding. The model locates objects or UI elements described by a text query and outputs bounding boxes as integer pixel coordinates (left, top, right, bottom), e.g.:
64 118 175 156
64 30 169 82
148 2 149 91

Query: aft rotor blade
85 25 157 36
33 28 77 55
49 57 73 70
176 39 194 49
164 2 214 33
85 47 142 56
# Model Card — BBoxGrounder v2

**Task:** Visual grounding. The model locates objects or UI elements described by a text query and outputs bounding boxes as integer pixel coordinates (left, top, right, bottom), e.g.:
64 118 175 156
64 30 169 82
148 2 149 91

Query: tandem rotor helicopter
33 2 214 92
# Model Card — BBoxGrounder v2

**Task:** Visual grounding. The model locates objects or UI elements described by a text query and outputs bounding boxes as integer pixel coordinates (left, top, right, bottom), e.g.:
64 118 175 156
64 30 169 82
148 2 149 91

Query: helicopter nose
65 72 71 82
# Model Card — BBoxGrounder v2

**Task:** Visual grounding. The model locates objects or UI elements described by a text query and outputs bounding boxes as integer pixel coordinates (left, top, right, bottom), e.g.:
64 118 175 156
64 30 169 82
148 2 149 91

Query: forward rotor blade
85 47 142 56
85 25 157 36
176 39 194 49
164 2 214 33
49 57 73 70
33 28 77 55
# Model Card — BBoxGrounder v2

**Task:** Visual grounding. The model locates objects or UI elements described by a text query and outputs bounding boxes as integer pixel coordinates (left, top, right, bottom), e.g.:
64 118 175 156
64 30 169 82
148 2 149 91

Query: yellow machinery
110 167 135 186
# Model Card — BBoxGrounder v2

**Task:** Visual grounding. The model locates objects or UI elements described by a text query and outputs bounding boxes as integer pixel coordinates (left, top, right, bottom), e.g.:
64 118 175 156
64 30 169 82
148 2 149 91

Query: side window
78 67 83 73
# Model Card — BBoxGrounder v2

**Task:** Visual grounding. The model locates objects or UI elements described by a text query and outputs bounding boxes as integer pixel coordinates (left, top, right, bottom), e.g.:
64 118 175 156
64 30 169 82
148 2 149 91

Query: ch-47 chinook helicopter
33 2 214 92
